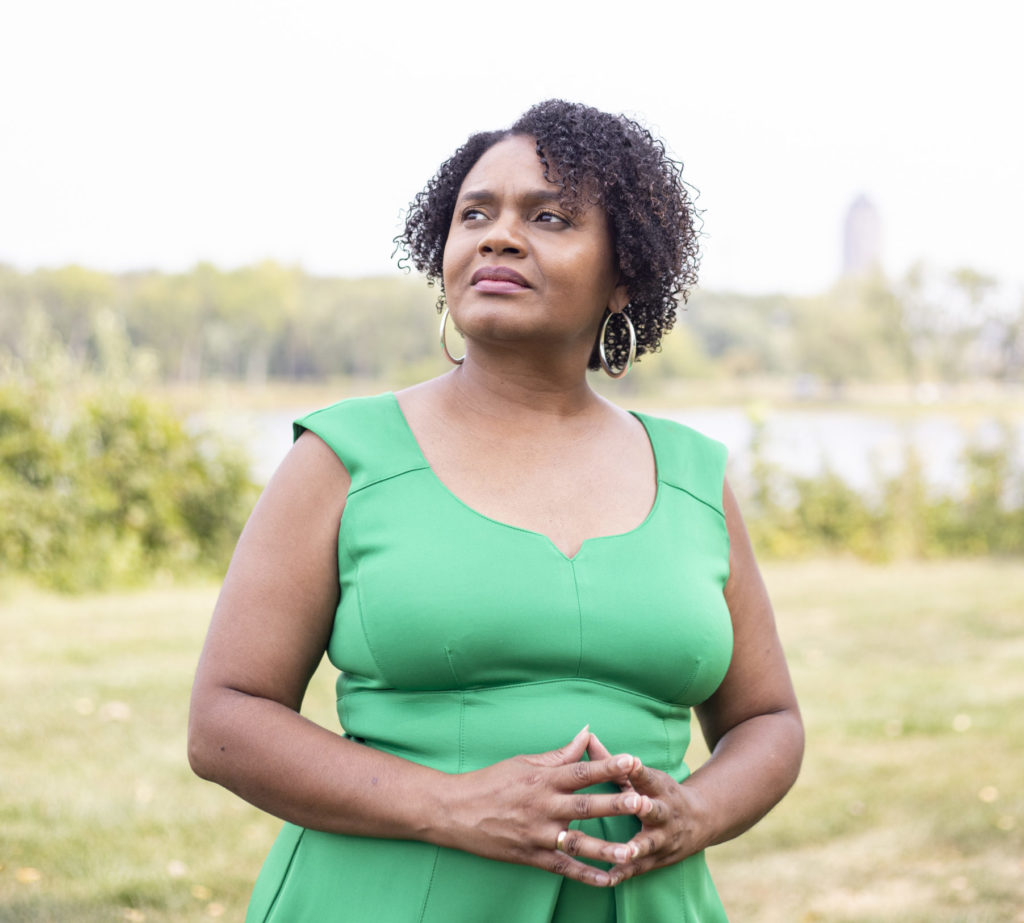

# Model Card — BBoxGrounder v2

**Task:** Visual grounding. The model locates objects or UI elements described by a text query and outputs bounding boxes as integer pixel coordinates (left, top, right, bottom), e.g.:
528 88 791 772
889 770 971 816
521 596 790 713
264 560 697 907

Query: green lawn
2 560 1021 922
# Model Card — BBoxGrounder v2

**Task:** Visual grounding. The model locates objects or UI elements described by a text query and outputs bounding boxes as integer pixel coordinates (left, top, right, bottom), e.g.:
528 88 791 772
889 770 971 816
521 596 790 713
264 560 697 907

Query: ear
609 282 630 314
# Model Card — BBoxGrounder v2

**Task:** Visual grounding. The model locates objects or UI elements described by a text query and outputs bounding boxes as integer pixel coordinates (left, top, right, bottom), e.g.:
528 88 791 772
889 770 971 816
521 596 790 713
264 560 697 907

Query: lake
198 401 1024 496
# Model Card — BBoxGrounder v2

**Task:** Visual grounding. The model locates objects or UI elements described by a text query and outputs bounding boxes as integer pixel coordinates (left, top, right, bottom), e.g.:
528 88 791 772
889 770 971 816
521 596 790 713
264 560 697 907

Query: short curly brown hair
394 99 701 371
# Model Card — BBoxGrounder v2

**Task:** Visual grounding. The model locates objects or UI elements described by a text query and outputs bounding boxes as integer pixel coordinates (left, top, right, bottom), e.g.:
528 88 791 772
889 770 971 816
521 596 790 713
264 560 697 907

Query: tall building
842 194 882 277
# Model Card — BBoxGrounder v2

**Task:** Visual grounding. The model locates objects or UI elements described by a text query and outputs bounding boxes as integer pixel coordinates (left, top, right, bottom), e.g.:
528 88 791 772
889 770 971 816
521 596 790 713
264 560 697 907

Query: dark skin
188 136 803 888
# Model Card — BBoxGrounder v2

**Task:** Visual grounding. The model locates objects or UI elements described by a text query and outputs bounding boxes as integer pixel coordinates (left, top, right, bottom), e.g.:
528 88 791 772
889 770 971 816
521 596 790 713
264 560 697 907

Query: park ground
2 558 1022 922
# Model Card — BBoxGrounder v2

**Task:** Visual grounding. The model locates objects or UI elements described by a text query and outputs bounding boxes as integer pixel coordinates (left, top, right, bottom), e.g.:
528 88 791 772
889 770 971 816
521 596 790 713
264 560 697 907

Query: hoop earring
439 307 464 366
598 309 636 379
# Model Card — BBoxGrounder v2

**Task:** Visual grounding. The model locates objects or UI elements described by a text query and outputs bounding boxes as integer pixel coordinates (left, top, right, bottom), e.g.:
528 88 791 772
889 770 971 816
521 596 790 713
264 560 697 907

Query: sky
2 0 1021 295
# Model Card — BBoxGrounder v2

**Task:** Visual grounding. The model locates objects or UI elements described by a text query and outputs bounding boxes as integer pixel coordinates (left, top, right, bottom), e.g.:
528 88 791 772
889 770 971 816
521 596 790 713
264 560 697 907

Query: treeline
0 263 441 385
2 261 1021 591
1 261 1021 387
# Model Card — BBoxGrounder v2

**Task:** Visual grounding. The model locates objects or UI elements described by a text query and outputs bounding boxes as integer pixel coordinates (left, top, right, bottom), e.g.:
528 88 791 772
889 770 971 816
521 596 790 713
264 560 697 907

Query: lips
470 266 530 291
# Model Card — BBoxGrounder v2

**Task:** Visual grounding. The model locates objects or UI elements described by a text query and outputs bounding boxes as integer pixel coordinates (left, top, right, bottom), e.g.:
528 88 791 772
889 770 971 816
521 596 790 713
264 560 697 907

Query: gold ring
555 829 569 852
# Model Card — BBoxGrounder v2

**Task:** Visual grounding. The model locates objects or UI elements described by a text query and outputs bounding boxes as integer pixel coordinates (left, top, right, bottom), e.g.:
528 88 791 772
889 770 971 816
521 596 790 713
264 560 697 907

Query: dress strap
633 413 727 516
294 393 427 494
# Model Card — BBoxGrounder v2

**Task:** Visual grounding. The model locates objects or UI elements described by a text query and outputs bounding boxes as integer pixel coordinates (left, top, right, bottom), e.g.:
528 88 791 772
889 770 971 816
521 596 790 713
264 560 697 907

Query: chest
413 421 657 559
331 466 733 706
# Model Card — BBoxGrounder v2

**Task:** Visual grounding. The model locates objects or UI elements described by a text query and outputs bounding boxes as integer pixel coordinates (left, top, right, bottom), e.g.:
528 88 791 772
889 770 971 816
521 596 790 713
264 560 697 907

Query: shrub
743 417 1024 561
0 315 256 591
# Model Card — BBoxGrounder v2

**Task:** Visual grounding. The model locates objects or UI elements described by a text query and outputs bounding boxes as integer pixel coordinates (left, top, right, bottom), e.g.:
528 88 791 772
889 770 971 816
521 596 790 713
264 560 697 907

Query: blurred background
2 1 1021 920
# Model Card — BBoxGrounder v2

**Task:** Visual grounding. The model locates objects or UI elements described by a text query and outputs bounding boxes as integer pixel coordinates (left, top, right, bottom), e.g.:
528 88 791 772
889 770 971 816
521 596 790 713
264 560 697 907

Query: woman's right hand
435 726 644 887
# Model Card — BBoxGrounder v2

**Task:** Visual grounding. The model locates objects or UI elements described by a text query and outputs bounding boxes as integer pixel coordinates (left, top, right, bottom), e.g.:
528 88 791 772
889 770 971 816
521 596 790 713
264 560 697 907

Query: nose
477 212 526 257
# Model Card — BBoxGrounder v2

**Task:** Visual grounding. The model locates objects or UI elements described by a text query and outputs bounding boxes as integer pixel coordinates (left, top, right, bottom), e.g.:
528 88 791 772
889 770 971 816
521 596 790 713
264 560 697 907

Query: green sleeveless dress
246 393 733 922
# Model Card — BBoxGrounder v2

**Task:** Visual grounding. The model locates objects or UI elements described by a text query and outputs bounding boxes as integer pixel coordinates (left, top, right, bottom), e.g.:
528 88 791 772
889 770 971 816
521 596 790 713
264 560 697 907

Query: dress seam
660 716 672 771
415 847 443 923
339 676 693 711
344 546 392 688
680 857 688 923
569 560 584 678
669 658 702 704
661 480 726 519
444 646 462 688
261 826 305 923
346 463 431 498
458 691 466 773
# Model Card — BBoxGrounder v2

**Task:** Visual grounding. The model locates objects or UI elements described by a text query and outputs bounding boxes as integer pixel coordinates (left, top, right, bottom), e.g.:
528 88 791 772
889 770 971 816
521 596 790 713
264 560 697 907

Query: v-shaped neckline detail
386 392 662 562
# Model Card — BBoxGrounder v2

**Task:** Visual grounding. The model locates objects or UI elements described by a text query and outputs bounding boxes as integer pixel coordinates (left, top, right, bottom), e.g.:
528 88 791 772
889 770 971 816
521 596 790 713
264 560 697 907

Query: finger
625 761 671 797
615 790 667 825
556 752 639 790
607 851 660 886
636 795 669 824
588 735 639 795
587 735 641 777
622 764 677 826
553 790 653 822
553 827 636 866
624 826 662 862
606 828 669 882
544 848 612 888
586 733 612 761
530 725 591 768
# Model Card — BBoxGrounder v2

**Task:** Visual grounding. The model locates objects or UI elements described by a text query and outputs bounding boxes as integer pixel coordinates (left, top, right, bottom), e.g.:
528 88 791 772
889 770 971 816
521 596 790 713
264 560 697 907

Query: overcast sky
2 0 1021 295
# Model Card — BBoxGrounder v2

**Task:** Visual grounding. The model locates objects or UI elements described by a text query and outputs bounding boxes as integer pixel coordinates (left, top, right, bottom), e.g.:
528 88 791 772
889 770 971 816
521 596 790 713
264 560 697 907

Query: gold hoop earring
439 307 464 366
598 309 636 379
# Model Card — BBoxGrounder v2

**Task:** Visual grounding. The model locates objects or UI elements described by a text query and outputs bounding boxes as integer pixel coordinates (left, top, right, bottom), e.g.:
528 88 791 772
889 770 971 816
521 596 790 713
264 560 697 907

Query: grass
705 559 1024 922
1 560 1022 922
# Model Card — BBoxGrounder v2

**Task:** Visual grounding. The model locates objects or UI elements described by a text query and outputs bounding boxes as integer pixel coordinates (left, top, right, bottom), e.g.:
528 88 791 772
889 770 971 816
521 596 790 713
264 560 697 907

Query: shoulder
293 391 427 493
294 392 399 444
633 411 728 515
632 410 727 460
261 427 351 527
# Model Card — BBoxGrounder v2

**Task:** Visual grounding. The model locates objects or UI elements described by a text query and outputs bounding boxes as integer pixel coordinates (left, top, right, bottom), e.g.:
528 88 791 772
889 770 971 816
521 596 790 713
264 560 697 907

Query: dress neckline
385 391 662 562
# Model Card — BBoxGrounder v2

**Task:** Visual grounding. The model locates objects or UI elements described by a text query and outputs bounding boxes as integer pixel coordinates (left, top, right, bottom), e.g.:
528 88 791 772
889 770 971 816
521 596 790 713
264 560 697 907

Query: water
201 404 1023 495
660 407 1018 496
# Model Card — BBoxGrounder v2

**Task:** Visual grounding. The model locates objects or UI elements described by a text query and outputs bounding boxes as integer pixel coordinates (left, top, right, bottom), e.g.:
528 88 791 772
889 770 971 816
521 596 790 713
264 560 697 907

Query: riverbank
169 378 1024 493
158 376 1024 420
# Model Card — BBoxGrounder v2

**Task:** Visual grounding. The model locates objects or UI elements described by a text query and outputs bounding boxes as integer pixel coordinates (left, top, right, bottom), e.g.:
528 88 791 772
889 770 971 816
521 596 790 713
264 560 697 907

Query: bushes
743 420 1024 561
0 317 257 591
3 309 1020 591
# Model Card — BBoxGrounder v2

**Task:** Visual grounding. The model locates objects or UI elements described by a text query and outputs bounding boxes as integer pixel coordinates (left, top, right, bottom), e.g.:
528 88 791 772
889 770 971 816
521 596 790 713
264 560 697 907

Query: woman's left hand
587 734 711 883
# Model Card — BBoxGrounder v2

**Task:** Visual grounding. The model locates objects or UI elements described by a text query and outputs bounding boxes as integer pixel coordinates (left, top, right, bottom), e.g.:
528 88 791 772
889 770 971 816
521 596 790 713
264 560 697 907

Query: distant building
842 194 882 277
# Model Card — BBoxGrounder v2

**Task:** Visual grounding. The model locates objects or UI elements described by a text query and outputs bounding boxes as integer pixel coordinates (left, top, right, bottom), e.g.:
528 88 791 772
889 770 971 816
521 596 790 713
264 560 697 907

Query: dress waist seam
338 676 692 711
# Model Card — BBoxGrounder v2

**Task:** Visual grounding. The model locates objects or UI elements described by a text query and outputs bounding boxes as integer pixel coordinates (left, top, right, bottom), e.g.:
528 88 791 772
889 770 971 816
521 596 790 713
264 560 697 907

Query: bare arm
686 477 804 842
188 431 447 839
594 477 804 882
187 431 645 886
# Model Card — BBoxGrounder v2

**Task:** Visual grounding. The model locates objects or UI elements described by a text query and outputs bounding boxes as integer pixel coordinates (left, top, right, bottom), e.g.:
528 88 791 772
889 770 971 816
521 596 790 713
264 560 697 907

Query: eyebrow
457 188 565 206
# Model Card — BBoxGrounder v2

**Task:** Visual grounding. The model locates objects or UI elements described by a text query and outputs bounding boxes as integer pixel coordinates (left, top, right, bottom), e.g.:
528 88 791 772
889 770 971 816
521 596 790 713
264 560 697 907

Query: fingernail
616 754 635 770
624 793 640 811
630 843 641 859
577 724 590 737
593 872 610 887
614 846 629 863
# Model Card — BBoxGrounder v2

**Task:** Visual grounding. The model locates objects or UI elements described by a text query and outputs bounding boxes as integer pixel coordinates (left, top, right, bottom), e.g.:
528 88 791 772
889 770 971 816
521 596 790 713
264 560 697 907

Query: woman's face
442 134 628 356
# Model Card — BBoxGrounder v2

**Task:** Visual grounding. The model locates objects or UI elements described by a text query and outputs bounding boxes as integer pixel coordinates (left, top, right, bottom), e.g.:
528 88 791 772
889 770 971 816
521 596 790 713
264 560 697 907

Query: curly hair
395 99 701 371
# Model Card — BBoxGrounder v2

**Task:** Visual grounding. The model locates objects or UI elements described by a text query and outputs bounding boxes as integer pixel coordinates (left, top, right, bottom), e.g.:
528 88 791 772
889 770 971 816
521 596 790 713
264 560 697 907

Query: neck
441 344 606 427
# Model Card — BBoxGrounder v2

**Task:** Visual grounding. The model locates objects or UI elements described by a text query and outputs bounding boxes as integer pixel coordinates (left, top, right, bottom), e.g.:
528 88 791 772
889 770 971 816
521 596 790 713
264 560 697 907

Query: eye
461 207 488 221
535 210 569 226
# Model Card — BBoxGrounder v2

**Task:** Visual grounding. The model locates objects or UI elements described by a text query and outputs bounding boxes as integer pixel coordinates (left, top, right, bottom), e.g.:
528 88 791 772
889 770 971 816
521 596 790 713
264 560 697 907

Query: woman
188 99 803 921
